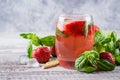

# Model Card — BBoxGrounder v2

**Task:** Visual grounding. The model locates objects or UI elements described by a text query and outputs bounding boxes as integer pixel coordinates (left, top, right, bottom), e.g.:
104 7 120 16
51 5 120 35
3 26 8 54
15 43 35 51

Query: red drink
56 14 94 69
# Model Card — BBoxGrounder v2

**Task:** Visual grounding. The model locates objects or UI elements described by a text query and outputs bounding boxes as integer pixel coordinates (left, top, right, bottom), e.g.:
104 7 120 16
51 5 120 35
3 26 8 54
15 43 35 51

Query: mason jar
55 14 94 69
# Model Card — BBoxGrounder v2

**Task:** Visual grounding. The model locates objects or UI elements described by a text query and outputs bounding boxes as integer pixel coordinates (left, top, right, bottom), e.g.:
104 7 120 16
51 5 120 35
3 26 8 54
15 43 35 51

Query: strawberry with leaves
20 33 55 63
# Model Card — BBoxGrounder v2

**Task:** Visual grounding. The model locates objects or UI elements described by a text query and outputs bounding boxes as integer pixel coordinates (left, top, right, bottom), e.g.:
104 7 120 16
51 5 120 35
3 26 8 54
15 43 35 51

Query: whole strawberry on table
20 33 56 63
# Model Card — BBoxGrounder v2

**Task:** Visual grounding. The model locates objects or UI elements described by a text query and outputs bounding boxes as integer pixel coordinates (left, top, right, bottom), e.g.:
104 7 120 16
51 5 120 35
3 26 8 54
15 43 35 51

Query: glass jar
55 14 94 69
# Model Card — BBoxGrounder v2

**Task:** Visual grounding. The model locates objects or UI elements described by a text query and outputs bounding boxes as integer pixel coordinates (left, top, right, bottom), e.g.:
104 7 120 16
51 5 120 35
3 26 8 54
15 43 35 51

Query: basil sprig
94 30 120 65
20 33 55 46
75 51 99 73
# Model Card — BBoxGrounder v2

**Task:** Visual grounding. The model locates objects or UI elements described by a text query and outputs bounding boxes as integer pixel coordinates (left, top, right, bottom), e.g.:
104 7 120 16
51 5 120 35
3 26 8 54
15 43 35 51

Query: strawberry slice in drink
63 21 86 36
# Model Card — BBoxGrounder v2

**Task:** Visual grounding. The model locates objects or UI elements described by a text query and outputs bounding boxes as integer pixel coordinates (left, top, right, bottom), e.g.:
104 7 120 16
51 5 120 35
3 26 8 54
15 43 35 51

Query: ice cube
26 58 40 68
19 55 29 65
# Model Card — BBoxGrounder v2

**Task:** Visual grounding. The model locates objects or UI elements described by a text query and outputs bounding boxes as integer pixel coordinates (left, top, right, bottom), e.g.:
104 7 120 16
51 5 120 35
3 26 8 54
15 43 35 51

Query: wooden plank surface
0 32 120 80
0 62 120 80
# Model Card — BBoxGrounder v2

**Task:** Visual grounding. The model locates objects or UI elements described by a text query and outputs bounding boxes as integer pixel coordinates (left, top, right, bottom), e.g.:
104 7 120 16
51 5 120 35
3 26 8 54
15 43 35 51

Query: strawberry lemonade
56 14 94 69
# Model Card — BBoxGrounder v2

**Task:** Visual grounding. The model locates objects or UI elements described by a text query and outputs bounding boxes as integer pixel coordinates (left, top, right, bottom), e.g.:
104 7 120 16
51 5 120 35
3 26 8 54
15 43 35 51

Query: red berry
50 46 57 57
88 25 99 34
93 25 99 32
32 46 50 63
100 52 115 64
63 21 85 36
88 25 99 35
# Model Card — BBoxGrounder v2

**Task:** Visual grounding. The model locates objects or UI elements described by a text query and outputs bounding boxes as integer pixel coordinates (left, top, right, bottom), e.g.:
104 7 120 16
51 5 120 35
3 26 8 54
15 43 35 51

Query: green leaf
40 35 55 46
83 66 96 73
114 49 120 56
20 33 56 47
102 38 111 44
20 33 37 39
111 31 117 42
75 51 99 73
31 39 41 46
113 49 120 65
56 28 69 37
93 43 105 53
116 38 120 49
115 56 120 65
94 30 105 44
20 33 42 46
27 42 33 58
105 42 115 53
75 54 86 70
93 31 114 53
20 33 28 39
97 59 115 71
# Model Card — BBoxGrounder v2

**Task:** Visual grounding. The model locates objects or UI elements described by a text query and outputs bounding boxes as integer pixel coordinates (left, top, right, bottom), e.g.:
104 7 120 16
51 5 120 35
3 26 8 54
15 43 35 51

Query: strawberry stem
27 41 33 58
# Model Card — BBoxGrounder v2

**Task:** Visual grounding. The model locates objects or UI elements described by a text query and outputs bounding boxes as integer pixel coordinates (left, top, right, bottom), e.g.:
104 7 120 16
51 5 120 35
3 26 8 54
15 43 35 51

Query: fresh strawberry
88 25 99 34
50 46 57 57
63 21 85 36
100 52 115 64
93 25 99 32
32 46 50 63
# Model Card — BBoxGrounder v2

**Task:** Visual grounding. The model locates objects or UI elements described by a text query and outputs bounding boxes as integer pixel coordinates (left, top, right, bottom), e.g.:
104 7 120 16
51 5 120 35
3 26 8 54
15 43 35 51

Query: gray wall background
0 0 120 32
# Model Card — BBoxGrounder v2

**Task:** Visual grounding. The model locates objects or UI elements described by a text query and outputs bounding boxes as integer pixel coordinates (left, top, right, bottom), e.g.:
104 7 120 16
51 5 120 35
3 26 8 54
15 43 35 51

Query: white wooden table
0 32 120 80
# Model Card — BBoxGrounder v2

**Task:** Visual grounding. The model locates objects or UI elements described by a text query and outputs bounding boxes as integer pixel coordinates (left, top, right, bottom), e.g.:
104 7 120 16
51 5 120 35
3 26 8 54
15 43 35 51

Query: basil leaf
20 33 42 46
75 51 99 73
27 42 33 58
115 56 120 65
20 33 56 46
105 42 115 53
116 38 120 49
114 49 120 56
113 49 120 65
94 30 105 44
20 33 37 39
40 35 55 46
83 66 96 73
102 38 111 44
56 28 69 37
111 31 117 42
75 54 87 71
97 59 115 71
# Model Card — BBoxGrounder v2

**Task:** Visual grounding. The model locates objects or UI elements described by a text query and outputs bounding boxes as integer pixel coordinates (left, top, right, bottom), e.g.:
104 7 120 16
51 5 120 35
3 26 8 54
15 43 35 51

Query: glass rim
58 14 93 21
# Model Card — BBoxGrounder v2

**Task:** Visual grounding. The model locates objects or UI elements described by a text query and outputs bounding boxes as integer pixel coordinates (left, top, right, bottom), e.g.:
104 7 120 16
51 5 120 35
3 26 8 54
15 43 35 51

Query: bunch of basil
75 30 120 73
94 30 120 65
